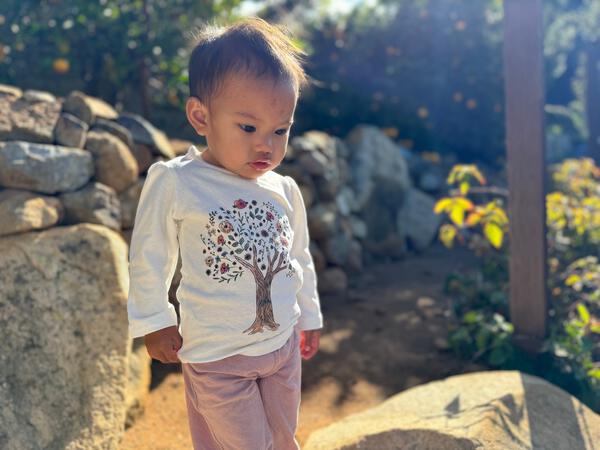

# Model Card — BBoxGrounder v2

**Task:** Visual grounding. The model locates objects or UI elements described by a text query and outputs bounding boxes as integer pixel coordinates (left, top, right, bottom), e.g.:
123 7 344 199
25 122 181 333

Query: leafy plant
435 158 600 412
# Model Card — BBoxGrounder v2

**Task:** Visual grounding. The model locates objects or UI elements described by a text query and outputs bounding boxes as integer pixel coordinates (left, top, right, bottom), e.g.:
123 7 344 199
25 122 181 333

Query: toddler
127 17 324 450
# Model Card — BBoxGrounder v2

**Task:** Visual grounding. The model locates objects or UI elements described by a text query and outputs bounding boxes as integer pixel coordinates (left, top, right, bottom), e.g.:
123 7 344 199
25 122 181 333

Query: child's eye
239 124 256 133
275 128 289 136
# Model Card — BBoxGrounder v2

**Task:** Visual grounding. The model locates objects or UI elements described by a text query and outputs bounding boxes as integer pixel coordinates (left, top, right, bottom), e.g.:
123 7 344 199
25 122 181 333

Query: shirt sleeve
285 175 324 331
127 161 180 338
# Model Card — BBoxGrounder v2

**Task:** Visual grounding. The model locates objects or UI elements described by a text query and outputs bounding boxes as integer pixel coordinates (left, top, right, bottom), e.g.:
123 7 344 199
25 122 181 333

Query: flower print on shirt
200 198 295 334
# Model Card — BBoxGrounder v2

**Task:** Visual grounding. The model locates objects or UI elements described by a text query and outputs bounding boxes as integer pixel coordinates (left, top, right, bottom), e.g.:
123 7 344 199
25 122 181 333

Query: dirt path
119 244 487 449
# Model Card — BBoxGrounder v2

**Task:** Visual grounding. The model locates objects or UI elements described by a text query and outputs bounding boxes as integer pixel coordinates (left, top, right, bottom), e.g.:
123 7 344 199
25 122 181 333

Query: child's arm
286 176 324 359
127 161 182 363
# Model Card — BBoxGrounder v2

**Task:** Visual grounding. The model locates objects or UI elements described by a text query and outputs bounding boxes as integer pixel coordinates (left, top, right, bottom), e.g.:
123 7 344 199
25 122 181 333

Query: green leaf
475 328 491 350
488 347 508 366
464 311 480 324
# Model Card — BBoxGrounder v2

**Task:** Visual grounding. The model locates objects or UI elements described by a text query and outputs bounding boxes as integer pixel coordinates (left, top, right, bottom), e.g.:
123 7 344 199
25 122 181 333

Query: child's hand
144 325 182 364
300 329 320 360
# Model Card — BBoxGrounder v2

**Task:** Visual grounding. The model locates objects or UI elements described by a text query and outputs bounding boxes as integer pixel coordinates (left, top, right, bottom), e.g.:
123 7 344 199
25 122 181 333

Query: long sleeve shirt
127 145 324 363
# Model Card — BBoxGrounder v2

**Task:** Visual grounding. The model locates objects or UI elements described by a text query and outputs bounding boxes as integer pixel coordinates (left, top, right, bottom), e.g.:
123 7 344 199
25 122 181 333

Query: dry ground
119 243 487 449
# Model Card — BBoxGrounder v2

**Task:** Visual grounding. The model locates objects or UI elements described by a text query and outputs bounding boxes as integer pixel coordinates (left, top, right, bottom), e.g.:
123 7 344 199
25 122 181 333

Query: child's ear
186 97 209 136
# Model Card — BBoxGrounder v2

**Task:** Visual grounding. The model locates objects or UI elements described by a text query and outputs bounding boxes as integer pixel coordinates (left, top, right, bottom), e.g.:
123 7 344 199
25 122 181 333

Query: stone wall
0 85 447 446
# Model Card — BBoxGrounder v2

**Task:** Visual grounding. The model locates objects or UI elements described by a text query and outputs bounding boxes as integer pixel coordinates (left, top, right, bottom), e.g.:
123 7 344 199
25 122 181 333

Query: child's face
186 71 298 180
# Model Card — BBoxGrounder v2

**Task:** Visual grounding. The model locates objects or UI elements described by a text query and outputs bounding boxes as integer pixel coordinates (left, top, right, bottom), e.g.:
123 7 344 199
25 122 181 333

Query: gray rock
125 337 152 428
297 150 329 176
5 95 62 143
346 125 411 210
318 267 348 294
0 189 64 236
62 90 118 125
59 182 122 230
283 141 297 160
347 215 368 239
118 178 144 229
297 182 315 208
0 95 14 139
337 157 352 185
363 231 407 260
361 197 398 246
91 117 135 149
289 135 319 153
336 139 350 159
130 143 156 175
169 138 195 156
85 131 139 193
302 130 339 161
307 202 338 240
0 224 130 450
335 186 355 216
314 165 343 201
273 162 311 185
115 113 175 159
345 239 363 273
309 241 327 274
54 113 88 148
0 141 93 194
304 370 600 450
322 233 353 266
22 89 56 103
397 187 442 251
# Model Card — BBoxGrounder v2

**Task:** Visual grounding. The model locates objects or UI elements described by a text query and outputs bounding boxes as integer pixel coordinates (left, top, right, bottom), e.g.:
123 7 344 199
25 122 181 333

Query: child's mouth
250 161 271 170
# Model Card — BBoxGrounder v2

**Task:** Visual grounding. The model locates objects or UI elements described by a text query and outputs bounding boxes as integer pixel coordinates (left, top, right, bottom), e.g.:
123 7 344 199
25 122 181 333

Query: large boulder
304 370 600 450
345 125 412 252
345 125 411 211
397 187 442 251
0 224 131 450
124 337 152 429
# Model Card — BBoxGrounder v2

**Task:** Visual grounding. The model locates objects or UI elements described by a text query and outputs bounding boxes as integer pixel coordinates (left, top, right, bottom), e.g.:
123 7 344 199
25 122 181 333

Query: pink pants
182 326 302 450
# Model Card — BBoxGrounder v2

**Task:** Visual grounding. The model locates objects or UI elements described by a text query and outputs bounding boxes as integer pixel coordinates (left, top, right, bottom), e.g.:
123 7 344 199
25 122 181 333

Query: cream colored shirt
127 145 323 363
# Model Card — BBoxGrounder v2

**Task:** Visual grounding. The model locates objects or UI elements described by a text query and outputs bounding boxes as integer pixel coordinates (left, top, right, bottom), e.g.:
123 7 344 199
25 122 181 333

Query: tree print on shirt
200 198 295 334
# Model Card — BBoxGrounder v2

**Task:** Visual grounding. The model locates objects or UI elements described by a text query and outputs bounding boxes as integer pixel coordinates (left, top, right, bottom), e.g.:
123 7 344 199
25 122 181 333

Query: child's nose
256 134 274 153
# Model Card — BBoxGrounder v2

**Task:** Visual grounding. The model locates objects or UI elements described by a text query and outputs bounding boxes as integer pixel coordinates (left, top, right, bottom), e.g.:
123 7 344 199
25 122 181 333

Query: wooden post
586 41 600 161
503 0 548 353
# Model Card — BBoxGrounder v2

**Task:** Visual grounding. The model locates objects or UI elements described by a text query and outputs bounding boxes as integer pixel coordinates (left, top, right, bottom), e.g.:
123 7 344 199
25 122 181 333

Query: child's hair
188 17 309 106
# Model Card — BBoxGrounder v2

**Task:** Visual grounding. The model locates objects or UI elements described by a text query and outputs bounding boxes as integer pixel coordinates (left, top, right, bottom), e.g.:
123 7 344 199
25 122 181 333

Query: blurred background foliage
0 0 599 166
